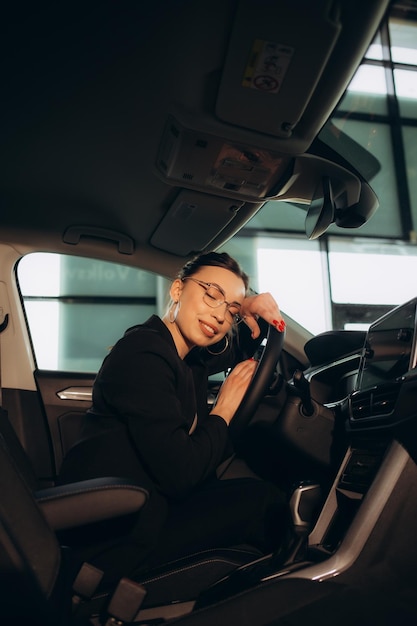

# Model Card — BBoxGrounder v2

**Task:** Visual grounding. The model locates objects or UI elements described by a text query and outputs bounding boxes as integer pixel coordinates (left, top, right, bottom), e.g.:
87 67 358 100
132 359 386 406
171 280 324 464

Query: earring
169 300 181 323
207 335 229 355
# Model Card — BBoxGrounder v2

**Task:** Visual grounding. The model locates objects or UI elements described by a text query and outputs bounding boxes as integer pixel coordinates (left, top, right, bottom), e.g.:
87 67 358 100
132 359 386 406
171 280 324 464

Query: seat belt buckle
72 562 104 613
104 577 147 625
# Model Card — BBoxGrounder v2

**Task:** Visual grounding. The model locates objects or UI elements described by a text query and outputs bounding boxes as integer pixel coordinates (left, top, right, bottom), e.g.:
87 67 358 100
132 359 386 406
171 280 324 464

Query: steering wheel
228 325 286 441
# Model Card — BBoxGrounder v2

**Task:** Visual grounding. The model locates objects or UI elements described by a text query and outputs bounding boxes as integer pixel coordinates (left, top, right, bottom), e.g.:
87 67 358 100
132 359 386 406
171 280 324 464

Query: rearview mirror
305 177 335 240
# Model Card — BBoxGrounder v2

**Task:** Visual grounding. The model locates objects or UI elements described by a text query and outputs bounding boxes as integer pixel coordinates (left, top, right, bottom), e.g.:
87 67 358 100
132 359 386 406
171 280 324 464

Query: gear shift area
194 481 322 609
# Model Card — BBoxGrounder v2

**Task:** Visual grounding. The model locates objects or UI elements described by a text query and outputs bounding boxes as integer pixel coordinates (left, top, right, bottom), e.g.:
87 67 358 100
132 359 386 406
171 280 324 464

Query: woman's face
169 265 246 356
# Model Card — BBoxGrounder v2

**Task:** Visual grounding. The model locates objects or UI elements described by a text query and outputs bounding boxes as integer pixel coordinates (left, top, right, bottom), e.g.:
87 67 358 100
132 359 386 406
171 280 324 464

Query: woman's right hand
210 358 258 425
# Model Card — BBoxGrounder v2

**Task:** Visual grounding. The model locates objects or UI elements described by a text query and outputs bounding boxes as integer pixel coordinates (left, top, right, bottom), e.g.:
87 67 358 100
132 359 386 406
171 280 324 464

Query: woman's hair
177 251 249 291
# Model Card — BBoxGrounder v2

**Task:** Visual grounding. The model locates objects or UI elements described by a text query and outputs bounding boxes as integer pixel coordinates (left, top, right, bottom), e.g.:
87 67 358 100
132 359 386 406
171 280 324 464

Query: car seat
0 409 265 623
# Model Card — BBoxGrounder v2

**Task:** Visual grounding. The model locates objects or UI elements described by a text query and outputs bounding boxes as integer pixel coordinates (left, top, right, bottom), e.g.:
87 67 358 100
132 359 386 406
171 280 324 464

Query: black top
60 315 266 501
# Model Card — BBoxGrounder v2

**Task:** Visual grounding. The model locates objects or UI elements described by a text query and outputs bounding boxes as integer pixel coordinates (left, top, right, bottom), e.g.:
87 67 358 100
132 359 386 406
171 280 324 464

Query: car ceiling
1 0 391 275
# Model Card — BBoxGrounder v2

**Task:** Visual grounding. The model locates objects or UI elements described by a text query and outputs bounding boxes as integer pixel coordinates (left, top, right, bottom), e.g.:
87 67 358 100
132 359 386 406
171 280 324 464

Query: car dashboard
287 296 417 564
194 298 417 619
278 298 417 463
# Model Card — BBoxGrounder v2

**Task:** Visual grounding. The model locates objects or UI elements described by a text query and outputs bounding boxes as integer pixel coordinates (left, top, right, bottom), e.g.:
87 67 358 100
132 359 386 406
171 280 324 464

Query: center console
289 297 417 580
196 298 417 606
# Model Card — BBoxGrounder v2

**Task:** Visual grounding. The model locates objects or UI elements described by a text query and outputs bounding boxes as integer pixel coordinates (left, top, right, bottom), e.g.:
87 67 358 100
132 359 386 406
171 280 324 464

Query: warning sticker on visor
242 39 294 94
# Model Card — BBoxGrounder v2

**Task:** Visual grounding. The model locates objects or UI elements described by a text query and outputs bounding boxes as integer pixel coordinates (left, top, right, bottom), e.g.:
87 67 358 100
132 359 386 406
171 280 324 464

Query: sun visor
216 0 341 139
150 190 243 256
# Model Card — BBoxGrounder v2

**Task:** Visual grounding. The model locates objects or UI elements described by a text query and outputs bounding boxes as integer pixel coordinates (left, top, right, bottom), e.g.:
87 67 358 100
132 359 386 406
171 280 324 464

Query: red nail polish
273 319 286 332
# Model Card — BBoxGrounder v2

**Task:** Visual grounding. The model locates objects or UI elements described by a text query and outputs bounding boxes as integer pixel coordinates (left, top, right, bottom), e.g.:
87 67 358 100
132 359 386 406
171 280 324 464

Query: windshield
221 3 417 335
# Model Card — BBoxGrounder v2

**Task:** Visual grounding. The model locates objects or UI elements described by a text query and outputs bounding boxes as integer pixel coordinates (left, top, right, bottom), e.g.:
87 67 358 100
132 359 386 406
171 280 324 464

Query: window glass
364 32 383 61
403 126 417 235
328 238 417 305
394 68 417 118
19 253 61 296
218 236 260 290
245 200 307 234
18 253 159 372
389 18 417 64
328 119 402 238
222 236 331 335
59 255 156 297
226 235 417 335
337 65 388 115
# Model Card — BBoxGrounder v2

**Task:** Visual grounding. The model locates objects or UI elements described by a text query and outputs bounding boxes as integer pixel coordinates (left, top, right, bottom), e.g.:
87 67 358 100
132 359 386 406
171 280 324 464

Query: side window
17 253 164 373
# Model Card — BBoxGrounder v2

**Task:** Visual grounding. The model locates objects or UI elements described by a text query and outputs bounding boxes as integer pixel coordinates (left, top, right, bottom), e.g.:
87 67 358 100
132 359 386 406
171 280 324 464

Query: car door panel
34 370 95 478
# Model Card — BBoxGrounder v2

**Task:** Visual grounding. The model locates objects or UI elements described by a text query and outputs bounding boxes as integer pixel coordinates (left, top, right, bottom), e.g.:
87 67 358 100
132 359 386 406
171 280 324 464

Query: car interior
2 0 417 624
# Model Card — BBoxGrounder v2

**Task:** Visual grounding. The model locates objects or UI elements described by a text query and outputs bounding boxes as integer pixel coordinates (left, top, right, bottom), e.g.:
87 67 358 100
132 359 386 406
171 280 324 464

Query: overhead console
152 0 389 253
153 111 379 252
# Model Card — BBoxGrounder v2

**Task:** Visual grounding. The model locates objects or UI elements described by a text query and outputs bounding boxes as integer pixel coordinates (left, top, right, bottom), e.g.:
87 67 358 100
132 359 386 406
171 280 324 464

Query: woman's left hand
240 292 285 339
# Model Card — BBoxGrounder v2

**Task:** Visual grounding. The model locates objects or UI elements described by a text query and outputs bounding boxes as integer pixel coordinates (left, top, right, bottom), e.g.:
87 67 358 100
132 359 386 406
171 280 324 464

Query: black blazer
59 315 265 501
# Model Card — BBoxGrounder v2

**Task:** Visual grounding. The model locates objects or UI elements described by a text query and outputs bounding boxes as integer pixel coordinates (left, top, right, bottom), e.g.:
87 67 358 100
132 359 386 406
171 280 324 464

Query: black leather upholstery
134 545 263 608
35 477 148 530
0 407 149 531
0 432 65 621
0 408 261 621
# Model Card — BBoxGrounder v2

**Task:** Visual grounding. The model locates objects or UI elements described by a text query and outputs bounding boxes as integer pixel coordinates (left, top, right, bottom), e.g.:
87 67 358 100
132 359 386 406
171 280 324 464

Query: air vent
351 392 371 420
350 383 400 421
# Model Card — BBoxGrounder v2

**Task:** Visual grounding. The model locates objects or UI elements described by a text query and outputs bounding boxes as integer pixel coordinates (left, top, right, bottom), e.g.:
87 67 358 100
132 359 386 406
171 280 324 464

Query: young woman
58 251 288 585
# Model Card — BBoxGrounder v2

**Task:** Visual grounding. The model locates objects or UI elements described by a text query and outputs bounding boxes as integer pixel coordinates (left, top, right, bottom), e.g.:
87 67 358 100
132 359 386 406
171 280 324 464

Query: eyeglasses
183 277 244 325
